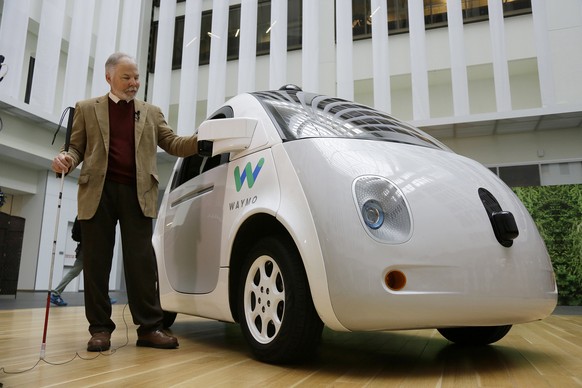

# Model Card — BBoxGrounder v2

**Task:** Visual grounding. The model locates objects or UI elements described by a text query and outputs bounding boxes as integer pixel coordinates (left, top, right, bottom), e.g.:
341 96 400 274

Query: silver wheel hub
243 255 285 344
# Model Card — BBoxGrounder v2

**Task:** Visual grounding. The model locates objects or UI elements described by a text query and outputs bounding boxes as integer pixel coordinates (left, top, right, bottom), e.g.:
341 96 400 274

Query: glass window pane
257 1 271 55
287 0 302 50
499 165 540 187
503 0 532 16
388 0 409 32
424 0 447 28
352 0 370 38
148 22 158 73
199 11 212 65
228 6 241 60
252 89 447 149
462 0 489 22
173 16 185 69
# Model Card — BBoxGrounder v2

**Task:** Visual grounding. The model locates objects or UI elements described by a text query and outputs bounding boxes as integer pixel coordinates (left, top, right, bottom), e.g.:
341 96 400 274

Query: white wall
15 173 46 290
443 127 582 167
547 1 582 104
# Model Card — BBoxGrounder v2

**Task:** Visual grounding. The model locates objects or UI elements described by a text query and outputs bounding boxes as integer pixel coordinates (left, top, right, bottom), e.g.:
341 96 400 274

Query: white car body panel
283 138 556 330
220 149 281 267
197 117 258 156
270 143 347 330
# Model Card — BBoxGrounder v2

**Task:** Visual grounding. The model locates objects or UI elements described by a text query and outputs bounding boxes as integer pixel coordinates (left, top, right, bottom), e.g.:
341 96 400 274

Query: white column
269 0 288 89
119 0 143 59
446 0 470 116
531 0 555 107
488 0 512 112
238 0 258 93
371 0 390 113
408 1 430 120
0 0 30 101
152 0 177 116
91 0 120 97
62 0 95 110
177 0 203 136
319 0 336 96
302 0 319 92
335 0 353 100
207 0 229 116
30 0 66 114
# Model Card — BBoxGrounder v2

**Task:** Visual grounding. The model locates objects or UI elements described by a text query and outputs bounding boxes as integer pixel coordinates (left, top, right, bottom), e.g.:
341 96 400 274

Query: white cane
41 106 75 359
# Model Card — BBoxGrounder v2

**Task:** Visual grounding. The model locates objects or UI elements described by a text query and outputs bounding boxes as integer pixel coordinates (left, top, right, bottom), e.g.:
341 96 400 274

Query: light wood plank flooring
1 302 581 387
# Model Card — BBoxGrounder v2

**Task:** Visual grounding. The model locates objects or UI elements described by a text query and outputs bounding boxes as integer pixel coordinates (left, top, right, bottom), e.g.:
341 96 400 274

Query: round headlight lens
362 199 384 229
353 176 412 243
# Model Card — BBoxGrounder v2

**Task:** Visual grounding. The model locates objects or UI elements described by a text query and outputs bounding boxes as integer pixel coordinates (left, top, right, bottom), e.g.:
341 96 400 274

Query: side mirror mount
197 117 258 157
197 140 214 157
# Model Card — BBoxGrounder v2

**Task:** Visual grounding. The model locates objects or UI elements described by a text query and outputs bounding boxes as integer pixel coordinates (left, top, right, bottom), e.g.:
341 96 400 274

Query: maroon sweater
106 98 136 185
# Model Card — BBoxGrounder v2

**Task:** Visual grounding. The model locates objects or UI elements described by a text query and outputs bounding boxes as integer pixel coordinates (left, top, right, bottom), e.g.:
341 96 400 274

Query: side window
174 153 228 188
174 155 205 187
171 107 234 190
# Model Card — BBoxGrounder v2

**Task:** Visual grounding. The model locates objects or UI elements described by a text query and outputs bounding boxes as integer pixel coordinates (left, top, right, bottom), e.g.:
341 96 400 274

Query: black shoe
136 330 178 349
87 332 111 352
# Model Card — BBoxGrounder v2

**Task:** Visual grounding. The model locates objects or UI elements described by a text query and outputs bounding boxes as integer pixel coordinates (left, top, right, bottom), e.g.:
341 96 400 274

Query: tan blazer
64 95 198 220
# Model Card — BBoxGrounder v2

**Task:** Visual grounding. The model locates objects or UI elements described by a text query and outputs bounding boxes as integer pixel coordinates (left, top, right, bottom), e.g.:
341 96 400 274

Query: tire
438 325 512 345
162 311 177 329
237 236 324 364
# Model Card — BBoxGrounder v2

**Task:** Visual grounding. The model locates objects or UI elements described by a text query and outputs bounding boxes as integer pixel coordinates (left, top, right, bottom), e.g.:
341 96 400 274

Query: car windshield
251 89 448 150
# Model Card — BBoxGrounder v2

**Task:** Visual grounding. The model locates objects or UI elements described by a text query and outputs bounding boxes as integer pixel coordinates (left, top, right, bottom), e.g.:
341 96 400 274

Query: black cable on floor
0 303 130 375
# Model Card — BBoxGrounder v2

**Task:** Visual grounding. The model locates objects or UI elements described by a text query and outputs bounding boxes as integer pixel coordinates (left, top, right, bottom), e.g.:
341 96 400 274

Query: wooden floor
1 302 581 387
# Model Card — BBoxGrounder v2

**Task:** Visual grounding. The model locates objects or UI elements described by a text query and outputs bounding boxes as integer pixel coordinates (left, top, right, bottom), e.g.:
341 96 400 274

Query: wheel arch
228 213 297 322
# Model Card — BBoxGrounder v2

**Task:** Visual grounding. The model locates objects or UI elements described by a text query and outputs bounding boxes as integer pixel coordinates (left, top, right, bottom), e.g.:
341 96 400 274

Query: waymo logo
234 158 265 192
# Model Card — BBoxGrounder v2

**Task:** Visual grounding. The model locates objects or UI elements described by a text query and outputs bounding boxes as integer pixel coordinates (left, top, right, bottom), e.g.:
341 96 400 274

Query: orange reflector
385 270 406 291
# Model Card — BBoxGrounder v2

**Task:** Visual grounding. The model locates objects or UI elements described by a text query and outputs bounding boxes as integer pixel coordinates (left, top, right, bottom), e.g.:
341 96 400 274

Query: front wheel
438 325 512 345
237 236 323 364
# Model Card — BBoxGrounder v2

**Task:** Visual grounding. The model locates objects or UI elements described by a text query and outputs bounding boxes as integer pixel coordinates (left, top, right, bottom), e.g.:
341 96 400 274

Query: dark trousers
81 180 163 335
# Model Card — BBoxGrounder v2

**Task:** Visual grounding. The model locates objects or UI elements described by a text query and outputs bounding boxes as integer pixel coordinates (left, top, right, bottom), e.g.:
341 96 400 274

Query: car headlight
362 199 384 229
353 176 412 243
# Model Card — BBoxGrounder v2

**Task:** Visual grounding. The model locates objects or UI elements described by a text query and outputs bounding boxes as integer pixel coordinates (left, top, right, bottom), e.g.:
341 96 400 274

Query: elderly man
52 52 198 351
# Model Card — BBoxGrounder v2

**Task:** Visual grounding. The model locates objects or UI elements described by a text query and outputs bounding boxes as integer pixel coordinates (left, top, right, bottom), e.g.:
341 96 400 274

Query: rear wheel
438 325 512 345
237 236 323 364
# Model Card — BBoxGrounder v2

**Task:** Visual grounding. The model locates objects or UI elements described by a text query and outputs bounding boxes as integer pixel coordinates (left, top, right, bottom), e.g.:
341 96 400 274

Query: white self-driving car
152 86 557 363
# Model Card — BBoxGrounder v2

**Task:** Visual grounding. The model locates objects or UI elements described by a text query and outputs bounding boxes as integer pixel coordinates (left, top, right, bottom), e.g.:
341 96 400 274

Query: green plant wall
513 185 582 306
